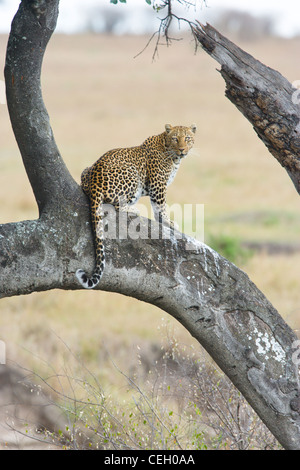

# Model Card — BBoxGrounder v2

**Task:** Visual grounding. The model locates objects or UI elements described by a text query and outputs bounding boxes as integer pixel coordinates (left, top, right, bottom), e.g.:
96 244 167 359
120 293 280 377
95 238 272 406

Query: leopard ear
190 124 197 134
165 124 173 133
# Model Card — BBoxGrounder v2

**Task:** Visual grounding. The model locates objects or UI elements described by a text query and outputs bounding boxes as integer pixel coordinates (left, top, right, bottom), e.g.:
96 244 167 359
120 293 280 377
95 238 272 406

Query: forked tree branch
1 0 300 449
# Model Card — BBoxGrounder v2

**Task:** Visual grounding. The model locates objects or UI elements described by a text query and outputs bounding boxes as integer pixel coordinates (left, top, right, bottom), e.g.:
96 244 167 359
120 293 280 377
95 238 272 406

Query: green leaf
110 0 118 4
145 0 152 4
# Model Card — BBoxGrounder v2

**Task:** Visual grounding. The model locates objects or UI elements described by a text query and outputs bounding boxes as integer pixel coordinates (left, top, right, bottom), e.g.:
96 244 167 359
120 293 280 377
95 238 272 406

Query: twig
135 0 200 61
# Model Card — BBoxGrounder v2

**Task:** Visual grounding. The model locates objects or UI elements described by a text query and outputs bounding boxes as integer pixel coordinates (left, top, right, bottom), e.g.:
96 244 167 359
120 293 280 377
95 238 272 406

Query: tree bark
1 1 300 449
4 0 76 215
193 22 300 195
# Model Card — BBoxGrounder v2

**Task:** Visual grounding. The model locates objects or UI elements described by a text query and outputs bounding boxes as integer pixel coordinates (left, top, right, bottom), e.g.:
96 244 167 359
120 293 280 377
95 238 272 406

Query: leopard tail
76 193 105 289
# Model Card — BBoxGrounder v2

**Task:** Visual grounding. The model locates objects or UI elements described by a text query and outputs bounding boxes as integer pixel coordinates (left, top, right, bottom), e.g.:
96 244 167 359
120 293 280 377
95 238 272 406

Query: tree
1 0 300 449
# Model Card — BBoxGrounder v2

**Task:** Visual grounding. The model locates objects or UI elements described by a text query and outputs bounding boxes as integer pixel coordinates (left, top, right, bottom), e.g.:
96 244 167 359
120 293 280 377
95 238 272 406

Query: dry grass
0 32 300 391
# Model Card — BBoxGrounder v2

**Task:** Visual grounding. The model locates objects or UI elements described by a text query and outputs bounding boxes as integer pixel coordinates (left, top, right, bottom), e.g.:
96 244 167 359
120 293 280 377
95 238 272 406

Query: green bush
208 234 253 265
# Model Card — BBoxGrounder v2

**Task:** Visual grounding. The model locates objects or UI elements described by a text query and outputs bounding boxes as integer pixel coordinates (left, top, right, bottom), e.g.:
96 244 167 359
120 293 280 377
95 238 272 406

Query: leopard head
164 124 196 159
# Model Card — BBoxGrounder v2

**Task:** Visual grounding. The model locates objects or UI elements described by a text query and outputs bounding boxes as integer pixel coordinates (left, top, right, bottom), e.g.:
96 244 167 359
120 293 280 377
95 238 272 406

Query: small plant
12 335 280 450
208 234 253 265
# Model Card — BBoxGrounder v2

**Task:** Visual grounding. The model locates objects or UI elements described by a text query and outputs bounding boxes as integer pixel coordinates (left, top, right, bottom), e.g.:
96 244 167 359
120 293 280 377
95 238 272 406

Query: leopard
76 123 197 289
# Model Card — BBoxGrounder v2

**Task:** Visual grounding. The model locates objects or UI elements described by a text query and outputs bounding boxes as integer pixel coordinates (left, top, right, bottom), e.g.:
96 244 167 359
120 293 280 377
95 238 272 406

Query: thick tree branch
193 23 300 194
1 2 300 450
1 210 300 448
4 0 77 215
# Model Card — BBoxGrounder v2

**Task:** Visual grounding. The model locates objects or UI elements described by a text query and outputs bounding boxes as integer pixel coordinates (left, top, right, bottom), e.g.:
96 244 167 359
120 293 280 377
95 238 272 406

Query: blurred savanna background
0 0 300 449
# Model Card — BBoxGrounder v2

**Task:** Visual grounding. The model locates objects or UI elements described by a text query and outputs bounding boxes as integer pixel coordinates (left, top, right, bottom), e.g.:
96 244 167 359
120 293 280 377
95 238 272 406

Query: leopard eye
172 136 178 142
185 136 191 142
